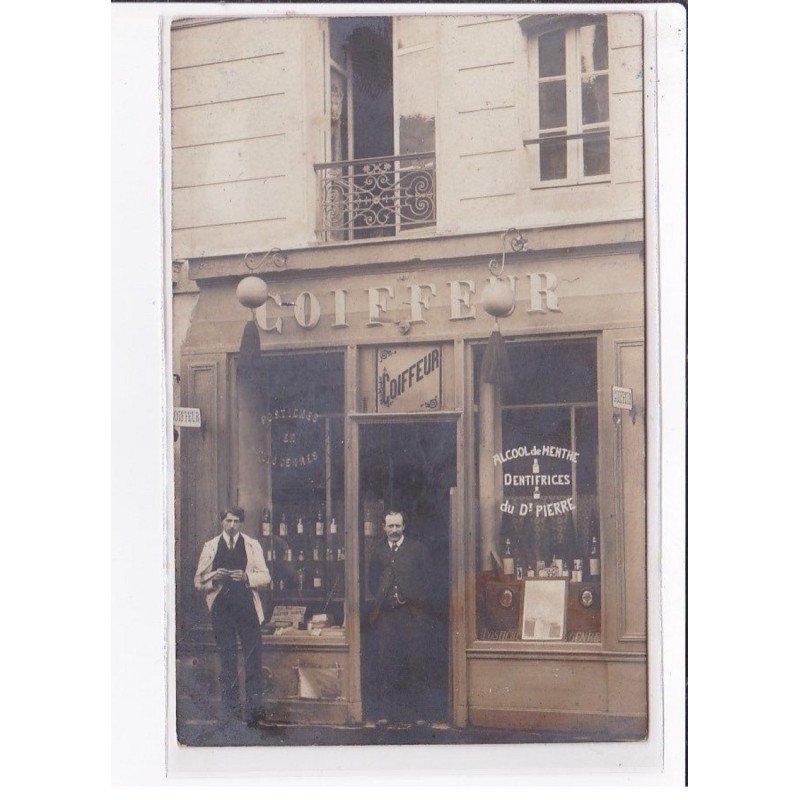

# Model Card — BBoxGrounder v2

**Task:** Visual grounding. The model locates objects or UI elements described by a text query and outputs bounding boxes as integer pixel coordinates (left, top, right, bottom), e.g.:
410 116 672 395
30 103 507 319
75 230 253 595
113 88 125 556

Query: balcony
315 152 436 243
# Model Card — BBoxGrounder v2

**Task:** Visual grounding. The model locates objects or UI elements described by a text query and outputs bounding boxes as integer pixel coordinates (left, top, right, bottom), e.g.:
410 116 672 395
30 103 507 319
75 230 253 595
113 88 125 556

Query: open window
318 17 436 241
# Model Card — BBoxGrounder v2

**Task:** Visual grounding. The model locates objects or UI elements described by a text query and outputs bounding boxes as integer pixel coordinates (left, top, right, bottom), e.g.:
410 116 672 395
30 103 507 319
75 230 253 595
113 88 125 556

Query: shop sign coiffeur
255 273 560 333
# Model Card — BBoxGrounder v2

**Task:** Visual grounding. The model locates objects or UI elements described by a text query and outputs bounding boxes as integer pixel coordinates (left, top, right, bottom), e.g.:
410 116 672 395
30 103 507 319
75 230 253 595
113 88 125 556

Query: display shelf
266 595 345 604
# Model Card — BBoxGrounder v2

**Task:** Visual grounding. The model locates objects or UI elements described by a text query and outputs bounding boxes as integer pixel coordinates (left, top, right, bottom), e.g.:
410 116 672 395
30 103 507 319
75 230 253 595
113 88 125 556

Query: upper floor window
527 18 610 186
317 17 437 242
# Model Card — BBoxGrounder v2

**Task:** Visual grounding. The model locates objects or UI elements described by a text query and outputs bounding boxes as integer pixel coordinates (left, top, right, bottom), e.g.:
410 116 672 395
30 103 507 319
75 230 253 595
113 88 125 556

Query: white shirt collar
223 532 240 547
389 535 404 550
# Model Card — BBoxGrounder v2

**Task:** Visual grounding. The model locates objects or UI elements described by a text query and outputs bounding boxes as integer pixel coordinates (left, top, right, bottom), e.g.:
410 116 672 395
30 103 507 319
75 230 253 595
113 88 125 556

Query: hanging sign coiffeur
376 345 443 413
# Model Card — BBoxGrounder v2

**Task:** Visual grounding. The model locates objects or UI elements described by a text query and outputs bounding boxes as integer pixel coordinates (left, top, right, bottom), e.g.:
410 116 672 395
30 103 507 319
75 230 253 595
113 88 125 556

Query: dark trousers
371 605 433 722
211 597 263 720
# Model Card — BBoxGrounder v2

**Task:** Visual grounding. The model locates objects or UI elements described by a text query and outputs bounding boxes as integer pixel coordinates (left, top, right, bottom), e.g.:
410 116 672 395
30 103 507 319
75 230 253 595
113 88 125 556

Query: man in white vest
194 506 271 727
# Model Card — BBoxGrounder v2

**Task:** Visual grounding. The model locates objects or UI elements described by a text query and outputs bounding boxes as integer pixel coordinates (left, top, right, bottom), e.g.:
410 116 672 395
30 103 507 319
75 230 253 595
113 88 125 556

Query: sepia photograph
167 3 655 754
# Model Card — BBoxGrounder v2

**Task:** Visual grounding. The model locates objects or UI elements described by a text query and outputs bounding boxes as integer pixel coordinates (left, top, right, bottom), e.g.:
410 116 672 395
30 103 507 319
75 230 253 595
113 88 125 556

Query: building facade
172 11 646 740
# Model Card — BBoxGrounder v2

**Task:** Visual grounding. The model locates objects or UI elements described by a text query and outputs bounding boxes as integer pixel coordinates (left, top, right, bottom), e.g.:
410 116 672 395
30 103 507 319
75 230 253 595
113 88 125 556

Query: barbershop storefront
175 226 647 739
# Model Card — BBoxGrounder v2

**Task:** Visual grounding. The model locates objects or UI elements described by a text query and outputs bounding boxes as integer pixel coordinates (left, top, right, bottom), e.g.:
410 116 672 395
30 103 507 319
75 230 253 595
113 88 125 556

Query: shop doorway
359 420 456 724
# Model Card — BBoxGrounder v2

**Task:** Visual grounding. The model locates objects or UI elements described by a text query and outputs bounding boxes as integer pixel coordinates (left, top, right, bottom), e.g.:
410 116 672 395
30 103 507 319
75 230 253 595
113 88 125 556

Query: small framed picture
521 579 568 641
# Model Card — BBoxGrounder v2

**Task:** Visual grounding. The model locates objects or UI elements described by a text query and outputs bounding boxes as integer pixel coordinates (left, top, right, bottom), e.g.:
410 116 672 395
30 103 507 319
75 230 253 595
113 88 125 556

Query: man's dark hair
383 509 405 524
220 506 245 523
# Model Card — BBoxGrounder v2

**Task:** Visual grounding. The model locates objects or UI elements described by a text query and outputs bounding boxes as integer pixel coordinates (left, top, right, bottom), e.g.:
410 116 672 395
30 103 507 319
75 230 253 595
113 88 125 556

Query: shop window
474 339 601 644
526 19 610 186
239 352 347 632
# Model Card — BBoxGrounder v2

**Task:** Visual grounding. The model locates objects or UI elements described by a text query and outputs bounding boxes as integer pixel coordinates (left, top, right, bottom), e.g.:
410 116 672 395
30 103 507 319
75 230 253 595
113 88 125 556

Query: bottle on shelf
296 515 304 536
298 548 305 563
261 508 272 537
285 545 293 563
330 517 338 536
297 566 306 594
364 508 374 538
278 578 285 593
315 509 324 537
552 522 568 574
325 545 334 562
312 543 321 562
313 566 323 591
502 539 514 576
279 512 288 537
589 535 600 579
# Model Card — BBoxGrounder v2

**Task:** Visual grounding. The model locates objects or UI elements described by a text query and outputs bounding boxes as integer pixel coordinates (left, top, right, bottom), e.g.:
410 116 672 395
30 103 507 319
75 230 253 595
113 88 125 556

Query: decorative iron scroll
315 152 435 242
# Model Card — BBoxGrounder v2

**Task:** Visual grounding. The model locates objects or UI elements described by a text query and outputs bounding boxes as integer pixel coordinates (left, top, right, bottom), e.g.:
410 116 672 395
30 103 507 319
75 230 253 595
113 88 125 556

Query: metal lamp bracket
243 248 287 273
488 227 528 277
238 248 295 331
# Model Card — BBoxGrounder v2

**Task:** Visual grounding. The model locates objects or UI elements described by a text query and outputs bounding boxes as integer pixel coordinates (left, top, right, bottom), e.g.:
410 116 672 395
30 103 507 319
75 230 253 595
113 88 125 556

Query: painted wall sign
497 447 580 519
173 407 202 427
611 386 634 410
375 345 443 413
261 406 321 468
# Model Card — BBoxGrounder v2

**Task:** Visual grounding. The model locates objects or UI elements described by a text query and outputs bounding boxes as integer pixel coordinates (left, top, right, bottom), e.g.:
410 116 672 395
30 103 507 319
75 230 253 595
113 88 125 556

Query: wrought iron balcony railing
314 152 436 242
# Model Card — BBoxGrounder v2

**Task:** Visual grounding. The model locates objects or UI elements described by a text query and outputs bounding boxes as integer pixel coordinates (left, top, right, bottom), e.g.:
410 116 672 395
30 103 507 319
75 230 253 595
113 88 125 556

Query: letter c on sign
294 291 321 329
255 293 283 333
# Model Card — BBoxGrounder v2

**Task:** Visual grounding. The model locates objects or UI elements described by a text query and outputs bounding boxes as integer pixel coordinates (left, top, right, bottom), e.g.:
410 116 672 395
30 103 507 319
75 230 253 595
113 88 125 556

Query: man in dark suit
367 510 435 726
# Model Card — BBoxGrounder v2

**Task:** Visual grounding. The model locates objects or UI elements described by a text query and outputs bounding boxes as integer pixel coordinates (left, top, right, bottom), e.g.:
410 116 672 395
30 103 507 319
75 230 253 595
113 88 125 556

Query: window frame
470 334 604 648
526 18 611 188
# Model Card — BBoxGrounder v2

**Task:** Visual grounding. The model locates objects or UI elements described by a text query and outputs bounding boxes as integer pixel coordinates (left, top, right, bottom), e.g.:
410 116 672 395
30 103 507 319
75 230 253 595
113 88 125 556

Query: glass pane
499 406 574 574
540 137 567 181
330 68 349 162
473 339 601 644
329 19 350 67
473 339 597 406
575 407 597 495
579 23 608 73
260 352 347 621
396 45 436 155
539 80 567 130
573 407 600 643
583 133 610 176
581 74 609 125
538 29 566 78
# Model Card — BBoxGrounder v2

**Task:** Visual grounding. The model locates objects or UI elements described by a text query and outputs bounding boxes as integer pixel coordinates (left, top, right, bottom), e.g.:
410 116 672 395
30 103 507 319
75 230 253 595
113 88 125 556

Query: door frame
348 411 465 725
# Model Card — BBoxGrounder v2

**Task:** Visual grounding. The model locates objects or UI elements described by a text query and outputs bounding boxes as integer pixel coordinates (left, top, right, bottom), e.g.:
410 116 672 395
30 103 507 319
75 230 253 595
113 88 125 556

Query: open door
358 420 455 724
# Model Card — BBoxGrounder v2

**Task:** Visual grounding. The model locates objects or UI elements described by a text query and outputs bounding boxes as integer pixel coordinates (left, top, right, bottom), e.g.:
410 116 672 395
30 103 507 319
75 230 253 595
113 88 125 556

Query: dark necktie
229 535 235 550
391 544 398 553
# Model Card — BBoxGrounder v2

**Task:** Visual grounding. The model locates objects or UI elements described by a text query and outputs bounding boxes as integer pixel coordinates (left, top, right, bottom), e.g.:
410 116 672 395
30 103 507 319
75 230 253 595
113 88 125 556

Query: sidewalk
177 718 621 748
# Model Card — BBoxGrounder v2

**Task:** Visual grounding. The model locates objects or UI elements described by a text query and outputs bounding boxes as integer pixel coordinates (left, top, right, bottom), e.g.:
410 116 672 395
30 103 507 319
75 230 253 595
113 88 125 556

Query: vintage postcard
163 2 681 770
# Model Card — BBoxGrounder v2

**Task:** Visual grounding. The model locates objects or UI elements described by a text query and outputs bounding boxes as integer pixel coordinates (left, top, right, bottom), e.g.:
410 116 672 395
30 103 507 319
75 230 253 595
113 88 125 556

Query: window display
474 338 601 642
245 352 346 629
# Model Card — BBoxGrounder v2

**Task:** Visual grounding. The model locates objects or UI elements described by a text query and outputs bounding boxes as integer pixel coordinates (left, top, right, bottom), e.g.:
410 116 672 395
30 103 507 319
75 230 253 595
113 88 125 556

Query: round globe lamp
481 276 516 319
236 275 269 309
